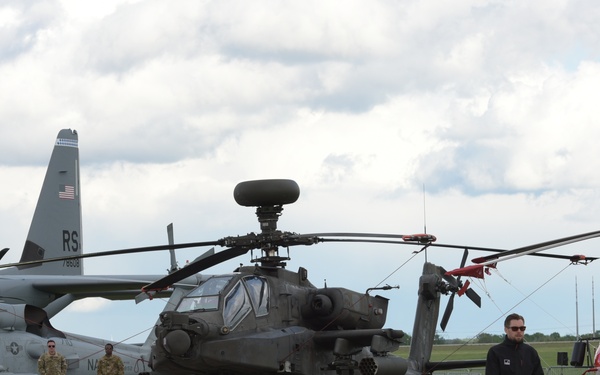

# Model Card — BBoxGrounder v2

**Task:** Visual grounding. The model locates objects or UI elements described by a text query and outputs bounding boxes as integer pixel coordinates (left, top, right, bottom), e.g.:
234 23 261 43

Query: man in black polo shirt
485 313 544 375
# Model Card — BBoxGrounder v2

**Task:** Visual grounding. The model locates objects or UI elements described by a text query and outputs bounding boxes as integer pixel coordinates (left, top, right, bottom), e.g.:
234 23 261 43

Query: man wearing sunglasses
37 339 68 375
485 313 544 375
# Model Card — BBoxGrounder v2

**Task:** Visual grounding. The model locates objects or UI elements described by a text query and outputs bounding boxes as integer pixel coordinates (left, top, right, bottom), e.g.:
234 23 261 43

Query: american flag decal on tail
59 185 75 200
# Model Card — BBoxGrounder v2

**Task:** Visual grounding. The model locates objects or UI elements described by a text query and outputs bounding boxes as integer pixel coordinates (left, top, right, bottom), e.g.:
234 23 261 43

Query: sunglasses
48 345 55 348
508 326 526 332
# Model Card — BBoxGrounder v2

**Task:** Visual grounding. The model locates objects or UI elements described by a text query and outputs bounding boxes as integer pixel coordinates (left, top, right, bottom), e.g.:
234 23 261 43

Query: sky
1 0 600 354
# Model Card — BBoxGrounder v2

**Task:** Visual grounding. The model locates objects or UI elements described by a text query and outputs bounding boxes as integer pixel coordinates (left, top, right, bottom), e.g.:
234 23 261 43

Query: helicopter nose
163 329 191 356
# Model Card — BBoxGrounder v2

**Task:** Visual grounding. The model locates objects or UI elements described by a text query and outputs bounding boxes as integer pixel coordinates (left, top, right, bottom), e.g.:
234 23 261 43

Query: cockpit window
176 276 233 313
242 276 269 317
223 281 252 329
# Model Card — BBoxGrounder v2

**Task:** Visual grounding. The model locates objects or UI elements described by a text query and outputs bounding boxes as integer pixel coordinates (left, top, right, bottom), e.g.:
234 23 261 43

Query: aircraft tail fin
2 129 83 276
407 262 441 373
407 263 486 374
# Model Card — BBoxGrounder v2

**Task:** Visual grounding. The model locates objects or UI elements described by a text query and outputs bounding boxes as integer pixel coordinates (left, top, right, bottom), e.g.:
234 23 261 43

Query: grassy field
395 341 592 369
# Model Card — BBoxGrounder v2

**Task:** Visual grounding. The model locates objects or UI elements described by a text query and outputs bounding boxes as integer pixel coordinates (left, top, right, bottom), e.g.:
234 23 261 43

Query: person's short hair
504 313 525 327
47 339 56 345
105 343 114 349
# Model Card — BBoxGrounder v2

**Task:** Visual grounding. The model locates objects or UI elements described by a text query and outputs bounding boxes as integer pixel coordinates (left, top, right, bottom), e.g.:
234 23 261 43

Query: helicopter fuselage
150 265 404 374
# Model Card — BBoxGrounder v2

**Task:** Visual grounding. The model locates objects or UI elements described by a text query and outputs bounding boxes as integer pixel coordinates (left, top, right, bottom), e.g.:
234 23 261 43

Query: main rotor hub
256 205 283 233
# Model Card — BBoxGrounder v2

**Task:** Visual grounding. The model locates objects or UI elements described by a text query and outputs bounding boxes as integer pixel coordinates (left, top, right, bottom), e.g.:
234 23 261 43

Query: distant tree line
472 332 578 344
400 331 586 345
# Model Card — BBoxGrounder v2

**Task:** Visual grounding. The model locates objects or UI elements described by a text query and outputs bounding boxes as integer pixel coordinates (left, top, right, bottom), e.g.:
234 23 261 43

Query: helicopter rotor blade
440 249 469 331
470 229 600 265
314 237 597 262
142 246 250 293
440 293 455 332
465 287 482 308
3 229 596 271
459 248 469 270
0 248 9 261
167 223 179 274
302 232 409 239
0 240 222 270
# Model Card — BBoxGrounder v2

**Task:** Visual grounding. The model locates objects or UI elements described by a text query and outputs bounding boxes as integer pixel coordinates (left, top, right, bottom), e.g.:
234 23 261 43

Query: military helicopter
6 178 599 374
129 179 595 375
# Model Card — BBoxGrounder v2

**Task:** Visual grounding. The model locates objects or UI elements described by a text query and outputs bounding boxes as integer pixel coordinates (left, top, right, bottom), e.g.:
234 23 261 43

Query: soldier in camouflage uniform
97 343 124 375
38 339 68 375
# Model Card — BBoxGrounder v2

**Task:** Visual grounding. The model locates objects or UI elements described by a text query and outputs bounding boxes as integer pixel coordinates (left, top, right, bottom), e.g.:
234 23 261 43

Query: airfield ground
396 342 593 374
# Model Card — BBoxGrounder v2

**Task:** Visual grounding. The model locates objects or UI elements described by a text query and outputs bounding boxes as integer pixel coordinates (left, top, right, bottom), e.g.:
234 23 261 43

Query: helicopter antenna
423 183 428 262
423 183 427 235
593 277 596 335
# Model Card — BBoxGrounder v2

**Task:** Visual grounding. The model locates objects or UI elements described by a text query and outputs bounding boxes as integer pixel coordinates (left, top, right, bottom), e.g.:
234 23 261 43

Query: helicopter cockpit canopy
175 274 271 331
176 276 233 312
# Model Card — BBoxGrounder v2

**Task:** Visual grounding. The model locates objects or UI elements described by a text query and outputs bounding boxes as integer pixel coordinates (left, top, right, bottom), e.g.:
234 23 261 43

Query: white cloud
2 0 600 347
63 297 110 313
